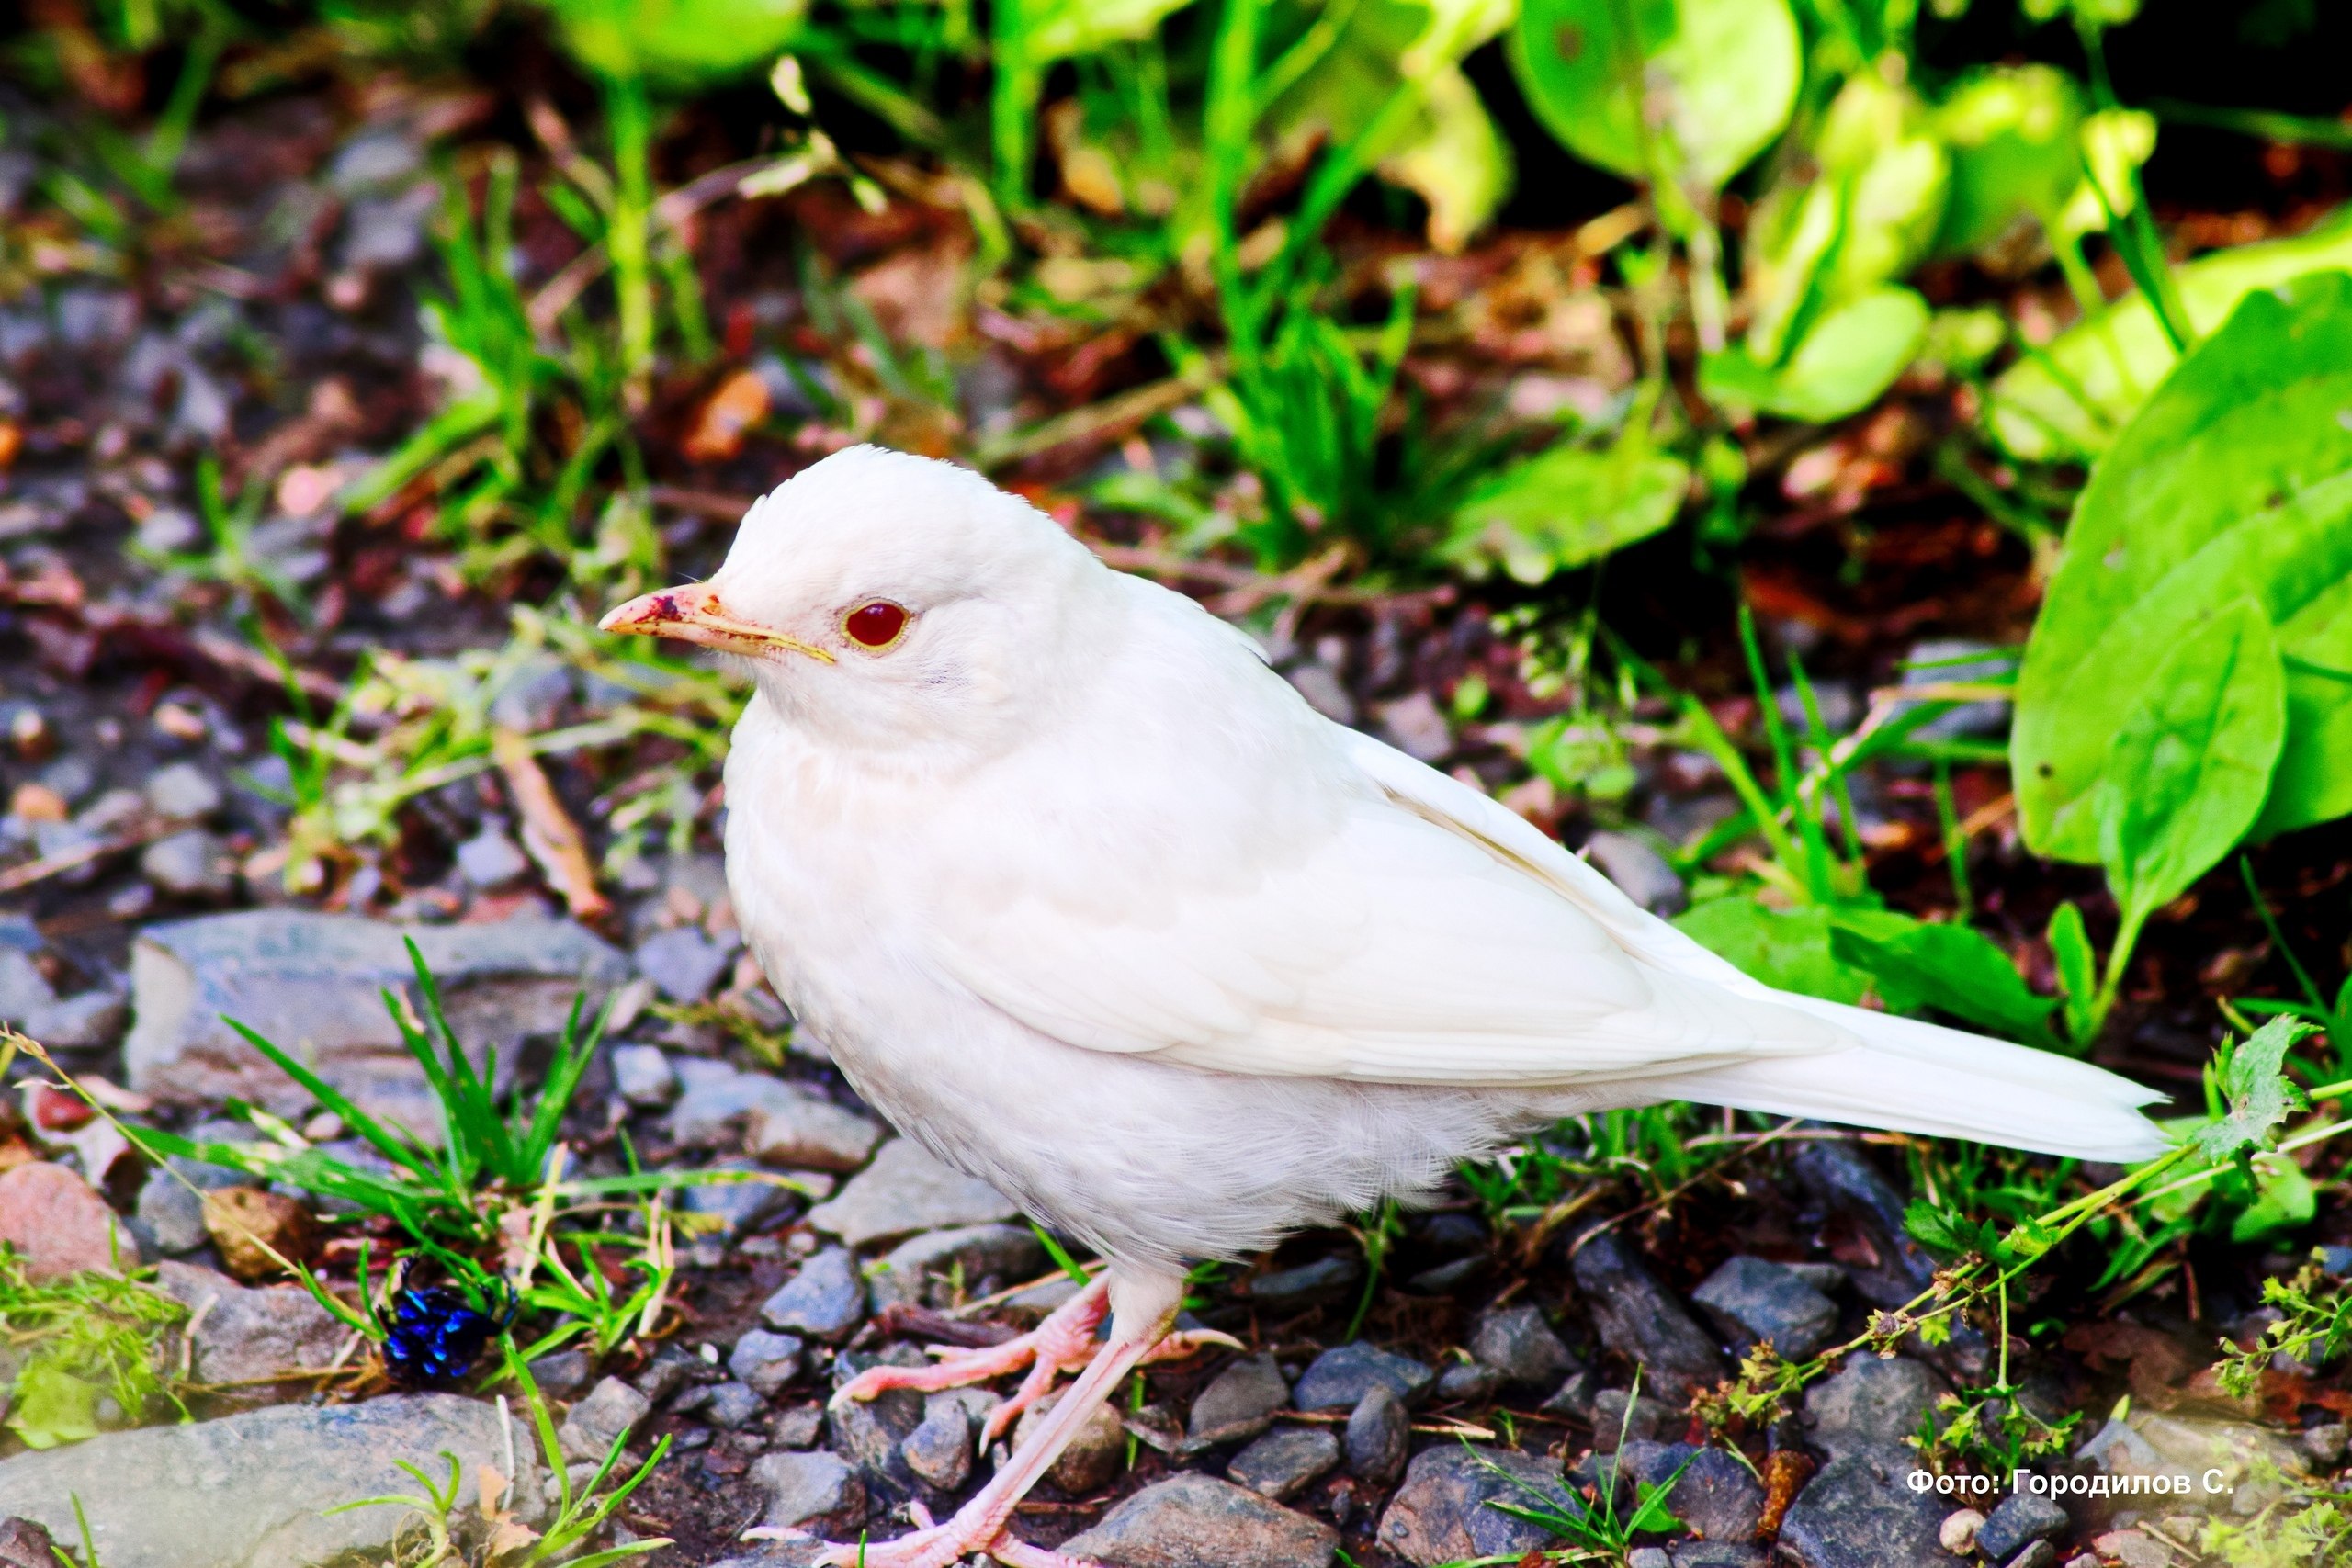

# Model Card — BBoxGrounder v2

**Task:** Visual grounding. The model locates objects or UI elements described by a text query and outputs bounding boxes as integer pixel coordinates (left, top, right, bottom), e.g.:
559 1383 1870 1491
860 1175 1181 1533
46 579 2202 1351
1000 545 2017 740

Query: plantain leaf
2015 271 2352 859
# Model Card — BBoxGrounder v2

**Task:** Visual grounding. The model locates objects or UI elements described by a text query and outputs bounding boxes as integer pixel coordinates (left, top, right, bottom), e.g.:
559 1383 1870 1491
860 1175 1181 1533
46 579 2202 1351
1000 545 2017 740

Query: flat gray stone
455 826 530 887
558 1375 650 1461
0 1393 540 1567
1976 1492 2068 1562
1584 830 1687 915
145 762 224 821
752 1449 865 1535
1188 1353 1291 1445
636 925 734 1002
729 1329 805 1398
1692 1256 1840 1359
124 911 625 1128
1571 1231 1726 1403
1227 1425 1340 1501
1345 1385 1408 1483
902 1392 978 1490
141 829 233 897
707 1381 767 1429
746 1089 884 1174
1061 1472 1337 1568
866 1224 1045 1312
154 1262 345 1403
807 1140 1016 1248
1379 1444 1577 1565
1470 1303 1577 1388
1803 1357 1945 1461
761 1247 866 1340
135 1170 209 1254
1777 1444 1953 1568
610 1043 677 1107
1293 1341 1436 1412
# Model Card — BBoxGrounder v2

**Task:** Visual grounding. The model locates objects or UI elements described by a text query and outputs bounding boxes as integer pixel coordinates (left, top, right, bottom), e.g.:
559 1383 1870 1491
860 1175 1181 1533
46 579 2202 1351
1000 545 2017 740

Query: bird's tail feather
1648 996 2173 1163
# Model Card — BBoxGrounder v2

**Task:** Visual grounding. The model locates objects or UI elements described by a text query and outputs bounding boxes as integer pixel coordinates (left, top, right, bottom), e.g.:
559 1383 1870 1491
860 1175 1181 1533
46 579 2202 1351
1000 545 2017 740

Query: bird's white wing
932 727 1850 1087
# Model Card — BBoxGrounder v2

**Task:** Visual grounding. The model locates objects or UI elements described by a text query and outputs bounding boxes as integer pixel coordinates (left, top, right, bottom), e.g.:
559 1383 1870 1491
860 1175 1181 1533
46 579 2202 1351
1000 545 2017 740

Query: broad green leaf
2194 1017 2317 1165
543 0 808 84
7 1363 101 1450
1674 899 1871 1004
1929 64 2086 257
1826 909 2056 1042
2014 271 2352 855
1986 209 2352 459
2093 597 2287 929
1702 285 1929 423
1377 65 1514 253
1507 0 1799 193
2230 1156 2315 1243
1263 0 1518 249
1904 1201 2003 1260
1444 432 1689 582
1027 0 1199 60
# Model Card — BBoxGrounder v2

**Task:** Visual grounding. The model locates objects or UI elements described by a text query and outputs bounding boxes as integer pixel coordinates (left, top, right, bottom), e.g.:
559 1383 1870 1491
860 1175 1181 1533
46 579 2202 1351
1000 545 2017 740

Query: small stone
824 1373 922 1489
1293 1341 1436 1411
0 1161 129 1280
201 1186 318 1282
1792 1148 1987 1379
634 1347 703 1404
1227 1426 1339 1501
134 1168 209 1254
1379 1445 1577 1565
745 1089 884 1173
141 829 233 898
0 1517 62 1568
866 1224 1045 1312
2300 1420 2346 1468
1692 1256 1841 1360
609 1044 677 1108
1670 1546 1771 1568
806 1139 1017 1248
1436 1361 1504 1403
1468 1303 1575 1389
527 1348 595 1400
1662 1446 1766 1542
2007 1542 2058 1568
1802 1357 1944 1462
1570 1231 1725 1403
1628 1549 1672 1568
706 1381 767 1429
729 1329 806 1398
1589 1387 1675 1450
1583 830 1687 916
1975 1491 2068 1562
1345 1385 1408 1483
1239 1254 1361 1310
902 1393 978 1490
1062 1472 1337 1568
1939 1507 1985 1554
2090 1535 2166 1568
154 1261 345 1400
1285 663 1356 726
1776 1445 1949 1568
752 1449 865 1535
761 1247 866 1340
771 1404 825 1449
1187 1353 1291 1445
144 762 223 821
455 826 530 888
1015 1390 1126 1494
1376 691 1452 761
635 926 734 1003
559 1376 651 1461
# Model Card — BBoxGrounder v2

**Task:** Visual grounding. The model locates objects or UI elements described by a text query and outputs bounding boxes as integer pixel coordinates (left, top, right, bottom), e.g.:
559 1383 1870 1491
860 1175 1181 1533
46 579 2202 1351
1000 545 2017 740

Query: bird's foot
767 1503 1099 1568
831 1276 1109 1441
831 1276 1237 1445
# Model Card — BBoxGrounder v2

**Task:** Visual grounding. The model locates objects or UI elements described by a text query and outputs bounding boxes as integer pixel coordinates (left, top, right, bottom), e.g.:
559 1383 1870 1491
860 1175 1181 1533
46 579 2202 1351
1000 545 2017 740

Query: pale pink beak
598 581 834 663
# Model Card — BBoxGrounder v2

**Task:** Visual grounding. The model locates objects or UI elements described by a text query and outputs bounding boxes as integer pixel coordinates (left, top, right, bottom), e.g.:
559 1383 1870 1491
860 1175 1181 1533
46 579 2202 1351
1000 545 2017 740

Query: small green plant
1483 1376 1690 1559
2213 1258 2352 1400
131 455 306 615
333 1338 673 1565
0 1246 187 1451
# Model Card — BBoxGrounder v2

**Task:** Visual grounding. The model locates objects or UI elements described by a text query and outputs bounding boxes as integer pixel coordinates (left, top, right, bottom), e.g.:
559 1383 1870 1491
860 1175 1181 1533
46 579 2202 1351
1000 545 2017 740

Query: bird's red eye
843 600 909 649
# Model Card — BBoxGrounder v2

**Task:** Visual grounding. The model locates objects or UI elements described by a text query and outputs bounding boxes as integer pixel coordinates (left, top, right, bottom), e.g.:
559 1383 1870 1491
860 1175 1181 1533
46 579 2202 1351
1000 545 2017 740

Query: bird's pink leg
771 1270 1185 1568
833 1273 1229 1444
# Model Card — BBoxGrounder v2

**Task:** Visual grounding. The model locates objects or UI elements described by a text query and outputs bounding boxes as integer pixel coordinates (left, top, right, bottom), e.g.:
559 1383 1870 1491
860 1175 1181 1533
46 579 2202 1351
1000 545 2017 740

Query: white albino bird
602 445 2168 1568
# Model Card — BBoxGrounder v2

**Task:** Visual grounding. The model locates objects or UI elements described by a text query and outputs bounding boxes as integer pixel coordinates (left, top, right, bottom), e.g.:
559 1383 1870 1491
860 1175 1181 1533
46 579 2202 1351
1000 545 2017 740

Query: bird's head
599 446 1103 758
